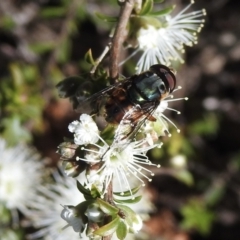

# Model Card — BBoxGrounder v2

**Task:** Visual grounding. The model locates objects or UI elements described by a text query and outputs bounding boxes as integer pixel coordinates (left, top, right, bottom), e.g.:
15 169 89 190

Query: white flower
68 114 99 145
26 171 88 240
85 203 104 222
136 1 206 72
81 140 160 197
0 138 43 216
152 88 188 136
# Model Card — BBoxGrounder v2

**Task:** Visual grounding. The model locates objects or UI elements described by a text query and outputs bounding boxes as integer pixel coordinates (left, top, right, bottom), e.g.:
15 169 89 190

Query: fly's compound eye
150 64 176 93
164 71 176 93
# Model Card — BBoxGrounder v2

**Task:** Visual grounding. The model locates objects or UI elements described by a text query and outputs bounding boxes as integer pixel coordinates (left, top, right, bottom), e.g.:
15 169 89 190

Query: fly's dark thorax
129 73 163 104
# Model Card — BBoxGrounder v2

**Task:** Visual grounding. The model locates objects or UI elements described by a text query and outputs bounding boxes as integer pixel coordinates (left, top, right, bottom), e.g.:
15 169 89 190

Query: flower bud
85 203 105 223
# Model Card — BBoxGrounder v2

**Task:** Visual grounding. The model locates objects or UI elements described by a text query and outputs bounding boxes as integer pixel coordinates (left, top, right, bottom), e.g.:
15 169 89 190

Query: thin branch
102 180 114 240
90 43 111 75
102 2 135 239
104 176 114 203
109 0 135 82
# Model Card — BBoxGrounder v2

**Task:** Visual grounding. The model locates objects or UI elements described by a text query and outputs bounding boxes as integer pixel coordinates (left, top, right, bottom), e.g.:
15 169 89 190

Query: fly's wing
75 79 132 115
56 75 132 114
112 102 158 145
56 76 96 111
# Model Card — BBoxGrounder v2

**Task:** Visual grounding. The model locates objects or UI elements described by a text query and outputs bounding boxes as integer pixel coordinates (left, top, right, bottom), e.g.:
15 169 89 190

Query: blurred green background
0 0 240 239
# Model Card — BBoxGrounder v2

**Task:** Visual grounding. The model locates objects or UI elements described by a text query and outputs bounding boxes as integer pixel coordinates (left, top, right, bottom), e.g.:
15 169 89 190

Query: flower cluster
56 83 186 238
26 170 154 240
134 1 206 72
59 114 159 196
60 109 165 195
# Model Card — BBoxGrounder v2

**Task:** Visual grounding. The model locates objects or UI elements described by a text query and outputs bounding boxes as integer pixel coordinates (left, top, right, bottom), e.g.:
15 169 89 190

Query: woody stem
109 0 135 83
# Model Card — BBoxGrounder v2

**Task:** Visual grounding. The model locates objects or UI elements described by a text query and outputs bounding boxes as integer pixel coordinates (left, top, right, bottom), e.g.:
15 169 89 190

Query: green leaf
97 198 119 216
175 170 194 186
230 152 240 171
95 12 118 22
90 185 101 199
56 39 71 63
100 124 116 144
94 216 121 236
76 180 91 197
40 7 66 18
117 205 142 231
180 200 215 235
22 65 38 83
114 195 142 204
84 49 95 65
9 63 24 86
114 185 141 197
0 16 15 29
29 42 55 54
139 0 153 15
189 113 219 136
147 5 175 16
0 204 11 224
203 181 225 206
1 228 23 240
1 117 31 146
116 220 128 240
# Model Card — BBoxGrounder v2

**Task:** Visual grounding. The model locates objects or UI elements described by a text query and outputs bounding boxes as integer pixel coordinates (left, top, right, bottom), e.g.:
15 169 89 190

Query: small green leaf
114 196 142 204
114 185 141 197
0 16 15 29
0 205 11 224
204 181 225 206
116 220 128 240
95 12 118 22
22 65 38 83
40 7 66 18
90 185 101 198
9 63 23 86
180 200 215 235
97 198 119 215
139 0 153 15
84 49 95 65
76 180 91 197
56 39 71 63
175 170 194 186
100 124 116 144
117 205 140 229
29 42 55 54
94 216 120 236
147 5 175 16
1 117 31 146
189 113 219 136
1 228 23 240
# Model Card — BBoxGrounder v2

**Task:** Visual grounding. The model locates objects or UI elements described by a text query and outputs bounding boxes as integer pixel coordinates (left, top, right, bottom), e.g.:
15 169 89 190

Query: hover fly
57 64 176 144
